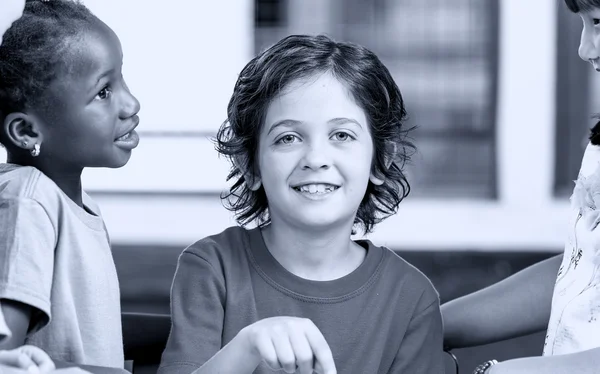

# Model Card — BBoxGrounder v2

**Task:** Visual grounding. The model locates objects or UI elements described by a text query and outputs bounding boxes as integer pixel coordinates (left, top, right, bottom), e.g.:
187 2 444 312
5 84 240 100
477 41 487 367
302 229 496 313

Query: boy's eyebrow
328 117 363 129
267 119 302 135
267 117 363 134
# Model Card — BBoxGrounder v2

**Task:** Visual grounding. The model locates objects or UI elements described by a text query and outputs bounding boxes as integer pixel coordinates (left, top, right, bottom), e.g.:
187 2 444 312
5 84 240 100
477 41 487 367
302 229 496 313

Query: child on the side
158 34 443 374
0 3 65 373
442 1 600 372
0 1 140 373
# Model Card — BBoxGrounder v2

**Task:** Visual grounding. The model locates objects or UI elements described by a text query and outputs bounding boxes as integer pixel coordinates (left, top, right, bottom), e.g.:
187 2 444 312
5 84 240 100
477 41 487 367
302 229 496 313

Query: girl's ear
3 112 44 152
369 142 397 185
369 171 385 186
233 154 262 191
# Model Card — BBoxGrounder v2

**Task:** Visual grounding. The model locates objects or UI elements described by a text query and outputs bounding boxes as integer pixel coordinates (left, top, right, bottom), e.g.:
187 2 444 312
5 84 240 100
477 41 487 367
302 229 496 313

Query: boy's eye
96 86 113 100
277 134 298 144
331 131 354 142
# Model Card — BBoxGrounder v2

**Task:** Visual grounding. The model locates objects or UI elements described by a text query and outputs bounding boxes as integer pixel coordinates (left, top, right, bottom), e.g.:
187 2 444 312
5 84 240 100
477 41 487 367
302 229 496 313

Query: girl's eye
331 131 354 142
277 134 298 144
594 18 600 25
96 86 113 100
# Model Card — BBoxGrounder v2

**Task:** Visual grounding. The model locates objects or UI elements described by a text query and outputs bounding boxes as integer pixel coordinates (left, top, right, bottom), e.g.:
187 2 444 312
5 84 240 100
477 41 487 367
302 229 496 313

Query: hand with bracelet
473 359 498 374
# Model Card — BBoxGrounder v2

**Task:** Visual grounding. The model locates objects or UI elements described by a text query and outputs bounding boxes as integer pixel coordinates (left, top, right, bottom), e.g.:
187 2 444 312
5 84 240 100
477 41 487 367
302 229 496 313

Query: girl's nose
121 90 141 119
579 29 600 61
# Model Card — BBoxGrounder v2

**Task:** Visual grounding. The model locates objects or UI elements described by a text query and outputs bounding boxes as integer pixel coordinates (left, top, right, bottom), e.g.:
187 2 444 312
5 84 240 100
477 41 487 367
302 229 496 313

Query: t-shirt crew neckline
245 226 385 300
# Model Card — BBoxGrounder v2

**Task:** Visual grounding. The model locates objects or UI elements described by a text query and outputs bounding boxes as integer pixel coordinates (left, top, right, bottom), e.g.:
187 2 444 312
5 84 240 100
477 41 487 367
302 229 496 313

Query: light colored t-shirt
0 164 123 367
544 142 600 355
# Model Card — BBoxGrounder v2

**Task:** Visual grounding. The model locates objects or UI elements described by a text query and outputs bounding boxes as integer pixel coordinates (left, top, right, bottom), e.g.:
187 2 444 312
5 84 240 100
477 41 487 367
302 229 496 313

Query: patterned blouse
544 123 600 355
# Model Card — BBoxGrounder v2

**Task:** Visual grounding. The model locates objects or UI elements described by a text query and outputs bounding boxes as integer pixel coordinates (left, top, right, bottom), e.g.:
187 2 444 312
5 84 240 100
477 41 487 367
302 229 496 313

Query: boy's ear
369 142 397 186
3 112 44 152
233 155 262 191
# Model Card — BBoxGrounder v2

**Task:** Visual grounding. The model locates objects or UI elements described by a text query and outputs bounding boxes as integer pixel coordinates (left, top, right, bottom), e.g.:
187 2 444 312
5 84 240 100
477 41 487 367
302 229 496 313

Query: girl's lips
114 129 139 150
115 115 140 140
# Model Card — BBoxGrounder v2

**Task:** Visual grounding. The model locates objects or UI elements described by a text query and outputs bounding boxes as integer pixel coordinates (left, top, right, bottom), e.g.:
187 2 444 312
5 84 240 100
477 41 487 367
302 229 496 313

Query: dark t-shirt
158 226 443 374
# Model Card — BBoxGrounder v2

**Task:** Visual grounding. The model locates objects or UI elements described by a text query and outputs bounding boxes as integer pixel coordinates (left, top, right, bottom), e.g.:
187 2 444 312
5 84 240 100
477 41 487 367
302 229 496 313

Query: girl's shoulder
0 163 43 198
0 163 69 209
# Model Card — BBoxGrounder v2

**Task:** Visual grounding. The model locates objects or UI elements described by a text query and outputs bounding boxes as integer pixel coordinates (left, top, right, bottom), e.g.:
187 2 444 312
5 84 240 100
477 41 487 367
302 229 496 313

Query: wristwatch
472 359 498 374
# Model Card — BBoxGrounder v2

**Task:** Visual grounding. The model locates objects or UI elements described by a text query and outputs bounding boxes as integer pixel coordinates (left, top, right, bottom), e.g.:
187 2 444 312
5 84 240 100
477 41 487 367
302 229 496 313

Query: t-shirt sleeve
388 293 444 373
0 197 56 334
158 248 226 374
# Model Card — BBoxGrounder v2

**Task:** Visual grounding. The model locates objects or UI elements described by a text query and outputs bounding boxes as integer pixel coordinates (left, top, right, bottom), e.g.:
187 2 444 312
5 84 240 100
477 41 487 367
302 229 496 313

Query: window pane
254 0 499 198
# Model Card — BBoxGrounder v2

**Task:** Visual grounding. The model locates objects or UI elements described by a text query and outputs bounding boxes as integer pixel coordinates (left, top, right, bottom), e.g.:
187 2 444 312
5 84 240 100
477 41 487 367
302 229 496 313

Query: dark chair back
122 312 171 373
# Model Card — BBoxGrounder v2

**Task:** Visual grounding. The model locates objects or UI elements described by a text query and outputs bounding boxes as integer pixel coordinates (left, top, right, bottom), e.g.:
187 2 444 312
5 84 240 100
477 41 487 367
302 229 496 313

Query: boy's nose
301 143 331 170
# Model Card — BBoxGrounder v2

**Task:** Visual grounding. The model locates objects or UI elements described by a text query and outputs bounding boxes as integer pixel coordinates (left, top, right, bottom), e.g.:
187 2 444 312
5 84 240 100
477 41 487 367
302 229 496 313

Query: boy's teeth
298 184 336 194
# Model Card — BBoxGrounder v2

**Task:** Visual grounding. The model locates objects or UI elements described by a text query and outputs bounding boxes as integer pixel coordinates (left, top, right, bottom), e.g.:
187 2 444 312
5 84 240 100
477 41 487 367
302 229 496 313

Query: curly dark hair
0 0 96 145
215 34 416 234
563 0 600 12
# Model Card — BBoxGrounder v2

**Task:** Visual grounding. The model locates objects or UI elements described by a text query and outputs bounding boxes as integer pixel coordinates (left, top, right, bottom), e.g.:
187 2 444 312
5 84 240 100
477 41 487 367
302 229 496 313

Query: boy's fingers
304 325 336 374
313 360 337 374
288 332 314 374
254 333 279 370
271 333 296 373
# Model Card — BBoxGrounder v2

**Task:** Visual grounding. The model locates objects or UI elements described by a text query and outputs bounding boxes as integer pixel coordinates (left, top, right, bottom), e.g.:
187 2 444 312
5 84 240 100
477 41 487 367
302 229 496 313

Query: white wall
1 0 570 251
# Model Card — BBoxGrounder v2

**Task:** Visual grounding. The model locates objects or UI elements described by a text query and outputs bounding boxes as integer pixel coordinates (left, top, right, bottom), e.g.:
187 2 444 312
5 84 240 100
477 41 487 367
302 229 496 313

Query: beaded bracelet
472 359 498 374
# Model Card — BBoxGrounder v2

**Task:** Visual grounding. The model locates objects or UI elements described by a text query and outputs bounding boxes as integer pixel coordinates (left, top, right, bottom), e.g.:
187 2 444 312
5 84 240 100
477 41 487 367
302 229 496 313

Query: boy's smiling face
578 7 600 70
256 72 381 231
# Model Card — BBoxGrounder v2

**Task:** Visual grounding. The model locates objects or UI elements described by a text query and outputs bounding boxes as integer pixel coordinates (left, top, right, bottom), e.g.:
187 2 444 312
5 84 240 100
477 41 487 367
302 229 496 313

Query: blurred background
2 0 598 371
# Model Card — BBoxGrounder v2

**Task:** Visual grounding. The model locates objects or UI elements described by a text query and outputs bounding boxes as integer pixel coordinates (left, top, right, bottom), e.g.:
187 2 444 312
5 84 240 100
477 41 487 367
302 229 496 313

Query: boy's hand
0 0 25 45
243 316 337 374
0 345 56 373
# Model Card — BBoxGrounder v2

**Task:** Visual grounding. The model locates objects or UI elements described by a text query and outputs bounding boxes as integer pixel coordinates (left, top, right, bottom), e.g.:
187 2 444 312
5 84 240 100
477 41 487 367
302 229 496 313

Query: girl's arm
0 301 127 374
0 300 33 350
442 254 561 348
489 347 600 374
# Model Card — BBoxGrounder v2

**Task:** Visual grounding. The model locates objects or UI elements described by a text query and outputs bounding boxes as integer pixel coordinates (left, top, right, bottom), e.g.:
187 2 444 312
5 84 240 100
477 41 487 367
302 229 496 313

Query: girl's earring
21 140 28 147
30 143 41 157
